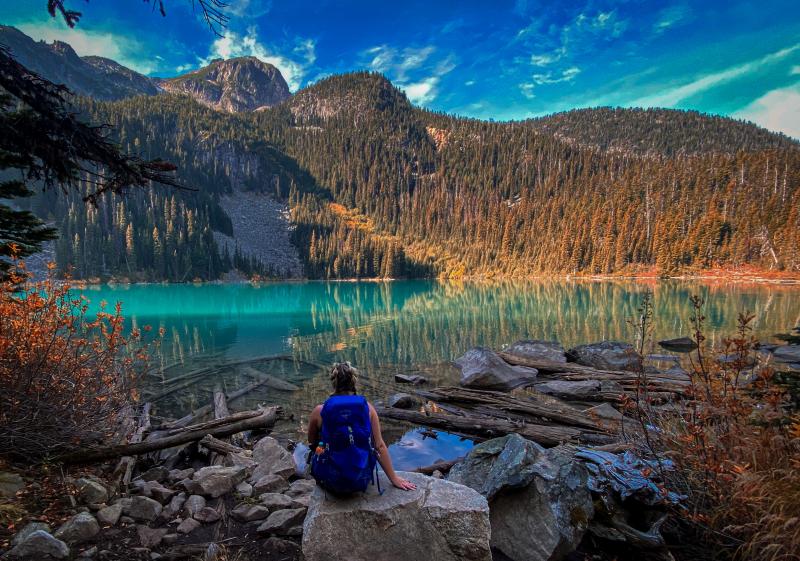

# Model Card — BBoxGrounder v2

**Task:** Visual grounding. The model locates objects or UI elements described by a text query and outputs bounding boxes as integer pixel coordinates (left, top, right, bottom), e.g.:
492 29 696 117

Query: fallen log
199 434 245 456
112 402 151 487
211 389 233 464
239 367 301 391
500 352 690 383
59 407 281 464
375 407 612 447
411 457 463 475
415 386 602 430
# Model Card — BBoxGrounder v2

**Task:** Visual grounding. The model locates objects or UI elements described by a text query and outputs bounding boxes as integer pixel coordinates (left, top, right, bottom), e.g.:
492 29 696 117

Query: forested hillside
29 72 800 280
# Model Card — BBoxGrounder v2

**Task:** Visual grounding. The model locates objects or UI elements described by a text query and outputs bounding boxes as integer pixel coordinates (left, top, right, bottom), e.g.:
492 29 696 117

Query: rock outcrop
449 434 593 561
302 471 491 561
455 347 538 391
567 341 643 371
8 529 69 559
160 57 291 112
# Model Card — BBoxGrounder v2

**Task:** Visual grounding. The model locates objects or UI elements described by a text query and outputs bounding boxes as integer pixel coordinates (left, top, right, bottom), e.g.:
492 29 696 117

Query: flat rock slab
302 471 490 561
455 347 538 391
773 345 800 363
568 341 643 372
505 340 567 363
657 337 698 352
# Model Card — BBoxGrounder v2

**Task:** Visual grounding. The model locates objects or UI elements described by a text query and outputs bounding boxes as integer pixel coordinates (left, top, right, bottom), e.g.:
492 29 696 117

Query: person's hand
391 476 416 491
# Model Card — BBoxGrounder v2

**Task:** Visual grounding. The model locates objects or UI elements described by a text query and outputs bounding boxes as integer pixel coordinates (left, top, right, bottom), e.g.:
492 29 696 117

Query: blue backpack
310 395 381 495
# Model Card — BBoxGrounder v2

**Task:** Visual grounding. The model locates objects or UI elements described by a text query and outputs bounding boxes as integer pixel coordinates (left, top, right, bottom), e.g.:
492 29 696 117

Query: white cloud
520 83 536 99
531 66 581 85
202 27 316 91
531 53 558 66
402 77 439 105
465 80 476 86
733 82 800 140
653 5 692 34
364 45 436 82
16 20 158 74
227 0 273 18
632 43 800 108
792 65 800 75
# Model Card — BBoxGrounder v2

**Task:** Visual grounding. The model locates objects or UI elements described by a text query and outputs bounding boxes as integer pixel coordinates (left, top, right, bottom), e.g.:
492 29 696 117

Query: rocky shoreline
2 336 798 561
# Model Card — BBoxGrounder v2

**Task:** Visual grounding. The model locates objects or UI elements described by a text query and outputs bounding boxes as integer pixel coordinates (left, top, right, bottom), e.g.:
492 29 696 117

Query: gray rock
194 507 221 523
534 380 604 400
302 471 490 561
449 435 592 561
9 530 70 559
231 503 270 522
77 545 98 558
162 534 178 545
186 465 248 498
0 471 24 498
183 495 206 517
568 341 643 371
505 340 567 363
657 337 698 352
285 479 315 498
260 493 296 511
253 474 289 495
394 374 428 385
11 522 51 546
264 537 301 557
162 492 186 519
235 481 253 497
149 484 178 505
773 345 800 363
136 526 168 548
96 503 123 526
176 517 201 534
123 496 163 522
167 468 194 484
455 347 538 391
257 508 307 535
251 437 296 481
76 479 108 505
388 393 418 409
139 466 170 483
54 512 100 544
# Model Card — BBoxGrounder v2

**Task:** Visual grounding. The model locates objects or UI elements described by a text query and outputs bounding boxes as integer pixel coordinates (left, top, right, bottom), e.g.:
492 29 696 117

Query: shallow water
75 279 800 467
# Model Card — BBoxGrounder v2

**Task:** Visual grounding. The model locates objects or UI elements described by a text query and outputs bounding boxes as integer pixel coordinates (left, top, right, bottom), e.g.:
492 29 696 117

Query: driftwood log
112 402 151 487
199 434 246 456
60 407 281 464
416 386 602 430
411 457 463 475
376 407 612 447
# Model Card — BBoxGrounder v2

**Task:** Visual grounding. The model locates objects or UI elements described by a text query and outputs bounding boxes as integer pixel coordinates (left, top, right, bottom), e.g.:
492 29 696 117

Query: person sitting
307 362 416 493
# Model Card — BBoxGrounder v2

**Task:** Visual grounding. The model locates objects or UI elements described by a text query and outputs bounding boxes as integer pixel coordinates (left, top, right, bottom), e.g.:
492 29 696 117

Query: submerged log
375 407 611 447
60 407 281 464
239 367 301 391
411 457 463 475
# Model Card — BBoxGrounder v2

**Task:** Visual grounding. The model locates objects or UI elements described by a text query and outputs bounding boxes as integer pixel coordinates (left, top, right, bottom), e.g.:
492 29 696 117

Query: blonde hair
330 362 358 394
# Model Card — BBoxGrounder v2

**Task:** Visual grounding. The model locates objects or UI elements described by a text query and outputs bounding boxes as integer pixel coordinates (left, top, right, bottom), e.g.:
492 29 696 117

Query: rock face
568 341 643 371
302 471 491 561
455 347 538 391
449 434 593 561
505 340 567 363
160 57 291 112
0 25 158 100
9 530 70 559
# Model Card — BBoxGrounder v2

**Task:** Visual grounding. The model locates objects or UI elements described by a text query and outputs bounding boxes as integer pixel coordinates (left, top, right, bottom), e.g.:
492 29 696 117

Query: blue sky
3 0 800 137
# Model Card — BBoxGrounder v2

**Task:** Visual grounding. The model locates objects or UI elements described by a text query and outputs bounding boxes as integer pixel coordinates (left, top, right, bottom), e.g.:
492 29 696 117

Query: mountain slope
160 57 291 112
0 25 158 99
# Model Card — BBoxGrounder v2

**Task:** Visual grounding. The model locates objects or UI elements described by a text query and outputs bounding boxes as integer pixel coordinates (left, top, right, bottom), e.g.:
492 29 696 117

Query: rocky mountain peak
160 57 291 113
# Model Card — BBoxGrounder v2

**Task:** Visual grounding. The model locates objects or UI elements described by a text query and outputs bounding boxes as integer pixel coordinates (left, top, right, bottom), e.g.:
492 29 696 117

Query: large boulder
657 337 698 352
567 341 643 371
455 347 538 391
505 340 567 363
251 437 297 481
302 471 491 561
186 465 248 498
75 478 108 505
9 530 69 559
449 434 593 561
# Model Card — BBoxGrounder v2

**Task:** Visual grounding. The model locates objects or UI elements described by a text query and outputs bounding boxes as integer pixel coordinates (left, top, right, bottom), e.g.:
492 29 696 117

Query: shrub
0 258 149 464
627 296 800 560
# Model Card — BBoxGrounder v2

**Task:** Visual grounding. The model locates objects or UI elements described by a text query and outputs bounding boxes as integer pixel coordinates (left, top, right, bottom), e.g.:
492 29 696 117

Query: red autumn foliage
0 255 149 464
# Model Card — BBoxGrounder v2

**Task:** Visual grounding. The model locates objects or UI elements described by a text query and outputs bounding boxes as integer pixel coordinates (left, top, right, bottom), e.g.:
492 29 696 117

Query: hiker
307 362 416 492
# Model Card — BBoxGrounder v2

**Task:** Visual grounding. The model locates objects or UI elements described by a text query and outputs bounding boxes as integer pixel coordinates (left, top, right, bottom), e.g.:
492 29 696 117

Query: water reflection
75 279 800 435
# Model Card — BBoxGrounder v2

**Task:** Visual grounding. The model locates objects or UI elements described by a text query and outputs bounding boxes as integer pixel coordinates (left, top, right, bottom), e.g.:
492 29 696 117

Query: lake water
76 279 800 469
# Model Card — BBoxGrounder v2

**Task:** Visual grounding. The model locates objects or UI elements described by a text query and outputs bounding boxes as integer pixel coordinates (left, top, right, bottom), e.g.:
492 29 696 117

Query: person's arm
308 404 323 446
368 403 416 491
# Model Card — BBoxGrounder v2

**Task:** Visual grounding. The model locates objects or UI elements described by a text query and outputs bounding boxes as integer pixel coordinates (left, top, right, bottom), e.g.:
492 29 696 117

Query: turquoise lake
75 279 800 469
